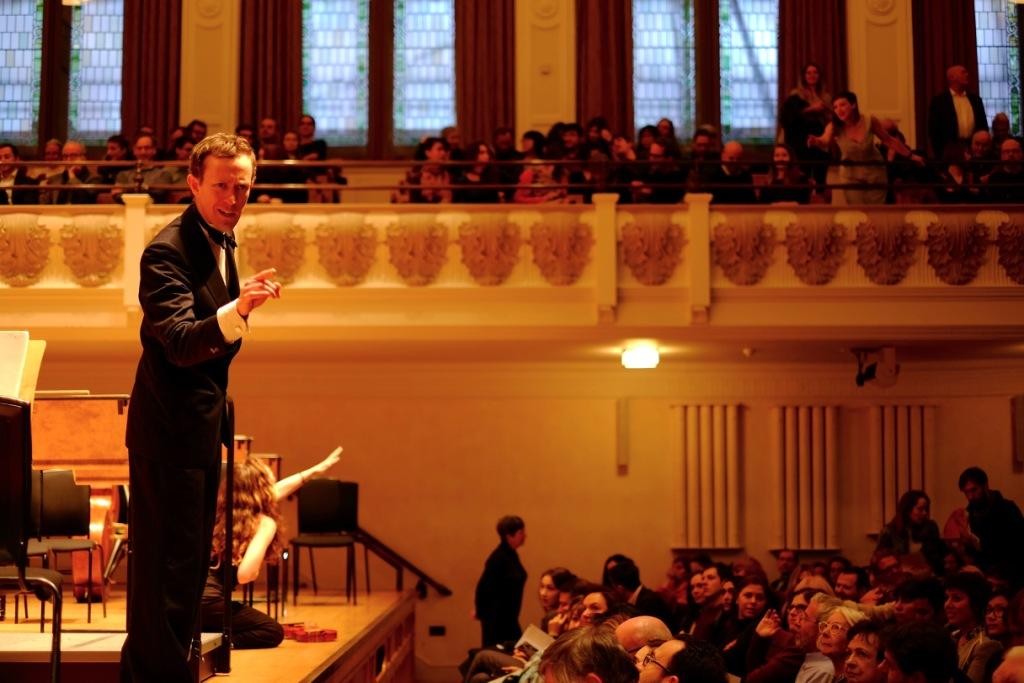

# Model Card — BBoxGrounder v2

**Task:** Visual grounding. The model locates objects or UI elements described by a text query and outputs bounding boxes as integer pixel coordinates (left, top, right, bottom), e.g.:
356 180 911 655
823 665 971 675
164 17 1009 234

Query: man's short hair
883 621 957 683
894 577 945 615
839 566 870 591
539 626 638 683
959 466 988 489
0 142 19 158
606 560 642 591
189 133 256 181
495 514 524 539
847 620 884 661
666 635 728 683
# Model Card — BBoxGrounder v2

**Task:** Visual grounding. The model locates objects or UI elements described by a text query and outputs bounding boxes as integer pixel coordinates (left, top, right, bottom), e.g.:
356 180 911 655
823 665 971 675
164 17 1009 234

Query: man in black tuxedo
927 64 988 160
120 134 281 682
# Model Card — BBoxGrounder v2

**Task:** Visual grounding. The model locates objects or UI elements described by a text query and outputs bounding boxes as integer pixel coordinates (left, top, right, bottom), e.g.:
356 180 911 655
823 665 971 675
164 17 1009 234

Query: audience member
0 142 40 204
636 125 658 160
781 62 833 189
984 138 1024 203
40 140 94 204
835 567 869 603
520 130 546 161
928 65 989 160
615 615 673 657
844 620 887 683
987 591 1013 650
258 117 280 153
893 577 946 625
882 621 959 683
474 514 528 648
877 489 947 574
540 626 638 683
186 118 208 144
494 126 524 186
708 141 758 204
296 114 328 161
235 123 257 148
958 467 1024 582
606 560 675 628
393 136 453 204
453 141 502 203
946 570 1003 683
862 549 903 605
760 143 812 204
514 157 567 204
991 113 1012 150
639 636 728 683
631 138 685 204
442 126 464 161
772 549 799 599
113 133 172 203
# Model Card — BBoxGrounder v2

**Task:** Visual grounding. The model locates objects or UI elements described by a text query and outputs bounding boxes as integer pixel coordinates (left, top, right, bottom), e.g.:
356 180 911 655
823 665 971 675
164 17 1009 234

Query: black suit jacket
125 204 241 469
928 90 988 158
3 168 39 204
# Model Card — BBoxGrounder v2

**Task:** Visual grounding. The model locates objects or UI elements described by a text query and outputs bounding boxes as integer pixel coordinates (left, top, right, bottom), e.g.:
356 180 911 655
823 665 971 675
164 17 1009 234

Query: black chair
0 397 62 683
290 479 369 605
39 468 106 622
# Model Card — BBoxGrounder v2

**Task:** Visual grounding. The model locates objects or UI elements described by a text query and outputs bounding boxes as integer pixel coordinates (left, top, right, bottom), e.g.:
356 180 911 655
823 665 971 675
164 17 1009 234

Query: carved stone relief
457 214 522 286
620 213 685 286
61 215 123 287
386 215 449 286
855 222 918 285
529 213 594 286
925 222 988 286
0 213 51 287
712 222 776 286
785 222 848 286
241 213 307 284
315 213 378 286
996 222 1024 285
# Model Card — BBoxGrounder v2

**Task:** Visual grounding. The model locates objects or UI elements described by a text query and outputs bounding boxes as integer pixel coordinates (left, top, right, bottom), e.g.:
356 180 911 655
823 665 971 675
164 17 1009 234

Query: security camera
854 347 899 388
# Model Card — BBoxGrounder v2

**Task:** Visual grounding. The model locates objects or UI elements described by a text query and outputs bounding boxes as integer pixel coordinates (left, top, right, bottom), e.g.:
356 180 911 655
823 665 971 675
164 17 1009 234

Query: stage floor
0 586 414 682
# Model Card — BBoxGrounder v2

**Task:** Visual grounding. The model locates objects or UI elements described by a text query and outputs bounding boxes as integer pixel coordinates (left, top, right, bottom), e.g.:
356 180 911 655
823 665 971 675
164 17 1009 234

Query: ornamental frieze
925 222 988 286
386 214 449 286
315 213 379 286
241 213 307 284
785 222 847 286
60 215 122 287
619 213 684 286
457 214 522 286
529 213 594 286
0 213 51 287
855 221 917 286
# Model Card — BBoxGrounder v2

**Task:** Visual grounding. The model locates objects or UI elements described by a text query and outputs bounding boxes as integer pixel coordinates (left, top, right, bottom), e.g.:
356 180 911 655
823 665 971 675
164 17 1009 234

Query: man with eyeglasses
637 636 727 683
794 593 841 683
41 140 95 205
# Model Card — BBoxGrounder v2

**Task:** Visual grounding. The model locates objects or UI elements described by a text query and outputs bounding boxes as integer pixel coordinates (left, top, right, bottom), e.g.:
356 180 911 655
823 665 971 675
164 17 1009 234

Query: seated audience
297 114 328 161
988 591 1013 650
40 140 94 204
946 570 1004 683
539 626 638 683
514 157 568 204
606 560 674 628
893 576 946 625
708 141 757 204
760 143 812 204
97 134 133 186
0 142 40 204
685 129 719 193
392 137 453 204
861 549 903 605
28 137 63 182
520 130 546 162
991 113 1012 150
937 142 983 203
882 621 959 683
844 619 887 683
834 567 869 603
984 138 1024 203
614 615 673 657
636 125 658 160
631 138 685 204
113 133 173 203
494 126 525 186
453 141 502 203
639 635 728 683
186 118 208 144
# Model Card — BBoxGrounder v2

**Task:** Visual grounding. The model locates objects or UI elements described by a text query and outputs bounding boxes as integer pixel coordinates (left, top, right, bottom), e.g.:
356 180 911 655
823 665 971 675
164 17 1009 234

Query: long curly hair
210 458 284 567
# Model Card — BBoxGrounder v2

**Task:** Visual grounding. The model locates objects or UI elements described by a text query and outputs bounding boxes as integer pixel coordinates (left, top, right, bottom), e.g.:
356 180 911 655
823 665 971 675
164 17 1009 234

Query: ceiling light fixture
621 341 660 369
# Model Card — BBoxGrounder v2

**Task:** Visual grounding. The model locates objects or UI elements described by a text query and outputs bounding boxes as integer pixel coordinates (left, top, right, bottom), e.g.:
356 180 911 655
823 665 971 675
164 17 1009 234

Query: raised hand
238 267 281 316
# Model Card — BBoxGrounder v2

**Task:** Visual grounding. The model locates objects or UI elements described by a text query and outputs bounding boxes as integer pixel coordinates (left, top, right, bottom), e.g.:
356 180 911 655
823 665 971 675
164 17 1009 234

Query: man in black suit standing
120 133 281 682
927 64 988 159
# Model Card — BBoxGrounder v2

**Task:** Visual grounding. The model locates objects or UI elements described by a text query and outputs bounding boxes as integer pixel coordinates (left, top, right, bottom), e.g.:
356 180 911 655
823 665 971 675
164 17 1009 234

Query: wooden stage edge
0 587 417 683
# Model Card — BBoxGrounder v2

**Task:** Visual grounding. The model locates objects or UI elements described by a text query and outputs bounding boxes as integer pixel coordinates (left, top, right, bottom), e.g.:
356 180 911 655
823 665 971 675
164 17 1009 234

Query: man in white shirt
927 64 989 159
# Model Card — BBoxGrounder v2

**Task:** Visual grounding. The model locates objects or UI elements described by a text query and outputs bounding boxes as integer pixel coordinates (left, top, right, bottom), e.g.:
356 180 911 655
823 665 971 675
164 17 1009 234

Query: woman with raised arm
200 447 342 649
808 91 922 205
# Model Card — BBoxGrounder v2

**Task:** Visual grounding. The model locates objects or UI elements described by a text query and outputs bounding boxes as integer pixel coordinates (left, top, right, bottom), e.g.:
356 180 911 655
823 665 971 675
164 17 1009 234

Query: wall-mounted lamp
621 341 660 369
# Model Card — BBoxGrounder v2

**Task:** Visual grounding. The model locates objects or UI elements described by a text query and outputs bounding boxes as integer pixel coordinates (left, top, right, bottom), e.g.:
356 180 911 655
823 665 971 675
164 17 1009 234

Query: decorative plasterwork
926 222 988 286
996 222 1024 285
61 215 122 287
529 213 594 286
241 213 306 284
785 222 848 286
457 214 522 286
619 213 685 286
315 213 378 286
712 222 776 286
0 213 50 287
855 221 918 285
386 215 449 286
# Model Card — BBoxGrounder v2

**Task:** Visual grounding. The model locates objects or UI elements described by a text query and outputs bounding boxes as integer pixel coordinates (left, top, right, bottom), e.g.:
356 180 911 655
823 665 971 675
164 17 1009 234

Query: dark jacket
125 203 241 469
967 489 1024 581
927 90 988 159
2 168 39 204
474 540 527 647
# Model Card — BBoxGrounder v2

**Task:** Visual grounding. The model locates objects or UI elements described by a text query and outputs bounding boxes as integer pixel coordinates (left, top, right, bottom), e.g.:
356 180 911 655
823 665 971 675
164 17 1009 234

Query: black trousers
120 453 220 682
201 598 284 650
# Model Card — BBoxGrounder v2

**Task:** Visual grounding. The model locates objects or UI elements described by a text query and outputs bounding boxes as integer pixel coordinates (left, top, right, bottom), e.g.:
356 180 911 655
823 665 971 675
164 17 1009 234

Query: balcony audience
928 65 989 160
40 140 94 205
985 138 1024 203
0 142 40 204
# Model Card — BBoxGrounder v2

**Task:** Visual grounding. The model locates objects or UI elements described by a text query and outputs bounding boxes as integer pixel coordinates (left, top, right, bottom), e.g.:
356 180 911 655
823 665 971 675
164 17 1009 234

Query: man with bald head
615 616 673 658
928 64 988 159
709 141 757 204
985 137 1024 202
42 139 95 204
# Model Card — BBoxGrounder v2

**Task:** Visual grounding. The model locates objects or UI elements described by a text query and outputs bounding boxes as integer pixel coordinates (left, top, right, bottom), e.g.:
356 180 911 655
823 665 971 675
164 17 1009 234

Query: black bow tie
204 225 237 250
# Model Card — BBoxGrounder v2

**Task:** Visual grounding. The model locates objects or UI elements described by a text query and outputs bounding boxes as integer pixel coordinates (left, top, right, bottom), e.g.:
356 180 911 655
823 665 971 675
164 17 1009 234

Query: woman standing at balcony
808 91 921 205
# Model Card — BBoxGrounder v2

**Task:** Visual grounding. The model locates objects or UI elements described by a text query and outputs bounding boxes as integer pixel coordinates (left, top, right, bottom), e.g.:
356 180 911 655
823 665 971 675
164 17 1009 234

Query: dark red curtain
122 0 182 143
911 0 979 153
576 0 633 136
777 0 848 105
455 0 516 143
238 1 303 134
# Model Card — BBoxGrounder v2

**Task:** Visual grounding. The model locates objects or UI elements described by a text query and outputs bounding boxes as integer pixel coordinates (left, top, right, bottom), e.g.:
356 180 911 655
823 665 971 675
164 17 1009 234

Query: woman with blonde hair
201 448 342 648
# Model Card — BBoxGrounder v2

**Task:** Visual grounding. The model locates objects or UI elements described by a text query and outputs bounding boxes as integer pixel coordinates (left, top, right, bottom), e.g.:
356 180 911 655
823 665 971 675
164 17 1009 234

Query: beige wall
35 346 1024 669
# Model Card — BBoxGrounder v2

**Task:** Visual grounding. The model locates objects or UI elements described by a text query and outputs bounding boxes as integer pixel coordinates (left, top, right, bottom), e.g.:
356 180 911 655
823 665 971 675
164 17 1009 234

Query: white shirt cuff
217 300 249 343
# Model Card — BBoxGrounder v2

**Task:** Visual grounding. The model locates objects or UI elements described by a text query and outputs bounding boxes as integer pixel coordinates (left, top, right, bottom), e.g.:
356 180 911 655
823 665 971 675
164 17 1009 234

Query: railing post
592 193 620 322
685 193 712 323
121 194 152 313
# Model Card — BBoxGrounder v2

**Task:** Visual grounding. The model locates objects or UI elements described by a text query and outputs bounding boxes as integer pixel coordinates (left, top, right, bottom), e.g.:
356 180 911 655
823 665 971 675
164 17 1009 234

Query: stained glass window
68 0 123 145
0 0 43 146
719 0 778 143
392 0 455 146
302 0 371 146
632 0 697 140
974 0 1021 135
